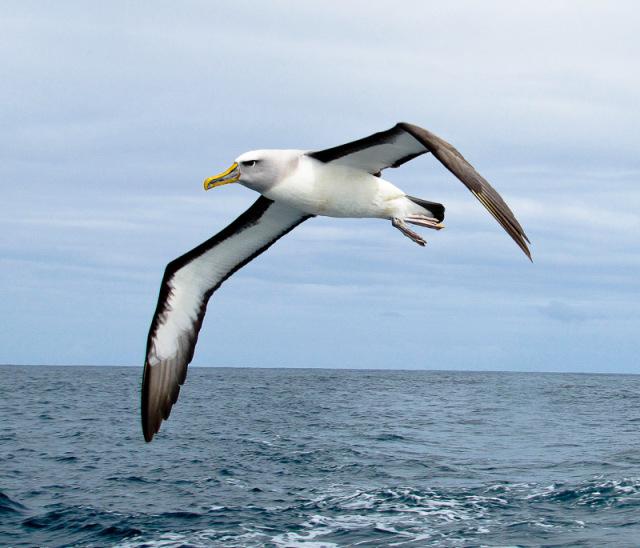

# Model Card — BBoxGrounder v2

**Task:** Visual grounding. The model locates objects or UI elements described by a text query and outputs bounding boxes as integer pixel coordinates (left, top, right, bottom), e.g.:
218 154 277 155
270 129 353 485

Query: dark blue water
1 366 639 547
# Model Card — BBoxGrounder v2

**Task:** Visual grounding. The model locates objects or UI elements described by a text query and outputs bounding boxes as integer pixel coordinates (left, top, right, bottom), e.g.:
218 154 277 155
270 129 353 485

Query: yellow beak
203 162 240 190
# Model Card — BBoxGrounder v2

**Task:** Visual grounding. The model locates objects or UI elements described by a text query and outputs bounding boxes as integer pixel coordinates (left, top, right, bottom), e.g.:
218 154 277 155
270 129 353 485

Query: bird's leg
392 218 426 246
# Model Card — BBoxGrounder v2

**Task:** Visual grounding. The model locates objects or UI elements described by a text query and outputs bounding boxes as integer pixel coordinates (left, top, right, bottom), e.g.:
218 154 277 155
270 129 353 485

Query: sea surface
1 366 639 547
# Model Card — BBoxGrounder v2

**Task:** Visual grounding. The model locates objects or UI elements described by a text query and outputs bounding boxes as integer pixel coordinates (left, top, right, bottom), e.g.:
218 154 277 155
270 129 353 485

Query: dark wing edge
141 196 312 442
306 125 425 175
307 125 407 166
397 123 532 261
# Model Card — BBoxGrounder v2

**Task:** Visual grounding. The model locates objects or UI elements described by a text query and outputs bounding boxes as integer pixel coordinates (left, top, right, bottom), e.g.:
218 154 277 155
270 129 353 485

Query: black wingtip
521 244 533 262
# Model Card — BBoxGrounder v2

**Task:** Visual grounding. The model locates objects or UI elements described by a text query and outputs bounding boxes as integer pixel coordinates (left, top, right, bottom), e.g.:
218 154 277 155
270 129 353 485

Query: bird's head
203 150 301 194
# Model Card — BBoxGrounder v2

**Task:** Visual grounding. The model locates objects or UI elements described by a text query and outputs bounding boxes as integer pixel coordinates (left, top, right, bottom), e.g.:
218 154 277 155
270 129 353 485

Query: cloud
538 300 599 323
1 1 639 371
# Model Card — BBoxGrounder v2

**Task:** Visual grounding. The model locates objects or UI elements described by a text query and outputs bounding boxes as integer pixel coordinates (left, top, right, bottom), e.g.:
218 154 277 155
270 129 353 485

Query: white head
203 150 302 194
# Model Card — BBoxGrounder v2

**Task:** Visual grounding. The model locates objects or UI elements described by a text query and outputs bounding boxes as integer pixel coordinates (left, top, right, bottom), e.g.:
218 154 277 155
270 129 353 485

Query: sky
1 1 639 373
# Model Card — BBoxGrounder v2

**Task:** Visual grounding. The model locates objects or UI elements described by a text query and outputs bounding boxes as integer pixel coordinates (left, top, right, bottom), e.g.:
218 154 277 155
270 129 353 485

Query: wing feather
141 197 312 441
307 125 425 175
307 122 531 259
398 123 531 261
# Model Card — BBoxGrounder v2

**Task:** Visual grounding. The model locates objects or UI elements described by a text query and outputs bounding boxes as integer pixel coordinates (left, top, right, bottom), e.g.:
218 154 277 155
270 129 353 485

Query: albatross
141 122 531 441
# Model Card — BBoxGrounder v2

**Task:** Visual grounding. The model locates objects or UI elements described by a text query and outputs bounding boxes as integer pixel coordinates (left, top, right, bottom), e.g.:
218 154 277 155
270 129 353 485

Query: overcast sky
1 1 639 373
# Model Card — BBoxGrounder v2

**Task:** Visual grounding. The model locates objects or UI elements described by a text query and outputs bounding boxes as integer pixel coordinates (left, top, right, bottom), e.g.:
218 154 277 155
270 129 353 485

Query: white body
240 151 424 220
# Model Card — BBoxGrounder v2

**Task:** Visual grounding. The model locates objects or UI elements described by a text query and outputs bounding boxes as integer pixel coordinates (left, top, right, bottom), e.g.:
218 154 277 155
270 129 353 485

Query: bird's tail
404 195 445 230
406 195 445 222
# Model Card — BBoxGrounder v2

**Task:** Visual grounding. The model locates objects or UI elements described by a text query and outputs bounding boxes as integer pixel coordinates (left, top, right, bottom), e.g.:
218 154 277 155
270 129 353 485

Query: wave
0 491 26 514
526 477 640 508
112 477 640 547
21 506 142 545
2 476 636 547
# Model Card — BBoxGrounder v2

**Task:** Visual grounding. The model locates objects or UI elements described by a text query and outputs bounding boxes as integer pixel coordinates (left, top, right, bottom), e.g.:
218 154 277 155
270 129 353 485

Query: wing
307 122 531 260
142 196 312 442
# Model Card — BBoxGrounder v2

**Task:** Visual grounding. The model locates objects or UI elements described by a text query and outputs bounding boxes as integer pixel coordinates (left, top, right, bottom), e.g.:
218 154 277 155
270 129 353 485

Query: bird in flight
141 122 531 441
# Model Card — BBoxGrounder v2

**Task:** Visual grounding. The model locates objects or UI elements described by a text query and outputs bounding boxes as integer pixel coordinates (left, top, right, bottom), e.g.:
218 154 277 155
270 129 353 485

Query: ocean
1 366 639 547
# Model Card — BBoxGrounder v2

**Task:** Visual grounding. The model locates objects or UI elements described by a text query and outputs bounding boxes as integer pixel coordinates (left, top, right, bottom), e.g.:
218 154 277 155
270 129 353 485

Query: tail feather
407 195 445 222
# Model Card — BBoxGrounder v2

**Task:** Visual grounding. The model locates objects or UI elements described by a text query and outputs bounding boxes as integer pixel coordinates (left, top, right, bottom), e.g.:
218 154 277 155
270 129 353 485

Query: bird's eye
242 160 257 167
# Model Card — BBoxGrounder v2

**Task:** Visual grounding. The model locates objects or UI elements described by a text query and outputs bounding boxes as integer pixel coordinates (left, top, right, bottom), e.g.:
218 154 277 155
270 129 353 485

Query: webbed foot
392 218 426 246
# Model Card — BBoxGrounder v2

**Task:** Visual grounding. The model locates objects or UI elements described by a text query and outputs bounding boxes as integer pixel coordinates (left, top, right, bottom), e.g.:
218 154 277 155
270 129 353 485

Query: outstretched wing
142 197 312 442
307 122 531 260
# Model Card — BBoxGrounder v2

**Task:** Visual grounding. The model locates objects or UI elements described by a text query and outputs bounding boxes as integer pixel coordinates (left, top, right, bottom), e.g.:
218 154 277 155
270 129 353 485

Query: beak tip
202 162 240 191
